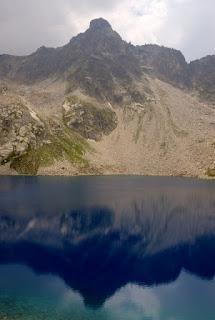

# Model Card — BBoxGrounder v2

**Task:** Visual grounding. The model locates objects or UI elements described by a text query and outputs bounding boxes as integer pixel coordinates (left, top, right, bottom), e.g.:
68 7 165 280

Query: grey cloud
158 0 215 61
0 0 70 55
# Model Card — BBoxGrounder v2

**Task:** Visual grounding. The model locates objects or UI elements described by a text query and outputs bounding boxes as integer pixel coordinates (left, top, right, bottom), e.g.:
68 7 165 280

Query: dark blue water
0 176 215 319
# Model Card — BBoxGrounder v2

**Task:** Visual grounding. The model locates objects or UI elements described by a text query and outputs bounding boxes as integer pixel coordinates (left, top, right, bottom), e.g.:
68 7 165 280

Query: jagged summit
89 18 112 31
0 17 215 102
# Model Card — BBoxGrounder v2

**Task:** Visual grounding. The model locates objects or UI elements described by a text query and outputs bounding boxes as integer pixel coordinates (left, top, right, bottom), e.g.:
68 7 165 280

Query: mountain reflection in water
0 176 214 310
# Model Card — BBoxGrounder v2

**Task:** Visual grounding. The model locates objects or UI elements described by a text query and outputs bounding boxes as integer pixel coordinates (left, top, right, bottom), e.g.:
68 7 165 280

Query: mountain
189 55 215 102
0 18 215 178
136 44 190 88
0 18 147 104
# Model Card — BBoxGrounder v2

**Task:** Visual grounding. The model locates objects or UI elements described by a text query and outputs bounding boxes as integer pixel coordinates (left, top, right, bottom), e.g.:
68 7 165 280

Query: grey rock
0 143 14 162
15 142 28 154
19 126 29 137
0 100 45 164
63 96 118 141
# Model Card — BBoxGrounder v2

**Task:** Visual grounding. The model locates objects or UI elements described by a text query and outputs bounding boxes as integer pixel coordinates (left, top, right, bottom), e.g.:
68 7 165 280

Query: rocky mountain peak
69 17 123 54
89 18 112 31
84 17 122 45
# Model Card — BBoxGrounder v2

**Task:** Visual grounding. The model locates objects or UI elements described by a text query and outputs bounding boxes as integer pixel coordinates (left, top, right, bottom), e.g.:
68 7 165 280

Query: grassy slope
10 125 92 175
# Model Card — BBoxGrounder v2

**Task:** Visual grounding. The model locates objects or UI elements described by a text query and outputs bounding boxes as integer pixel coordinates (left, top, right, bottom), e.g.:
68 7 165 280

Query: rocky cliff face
63 96 117 141
189 55 215 102
0 18 215 177
136 44 190 88
0 95 45 164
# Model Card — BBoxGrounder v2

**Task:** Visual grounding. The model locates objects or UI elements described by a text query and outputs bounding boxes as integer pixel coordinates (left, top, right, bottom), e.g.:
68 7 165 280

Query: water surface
0 176 214 319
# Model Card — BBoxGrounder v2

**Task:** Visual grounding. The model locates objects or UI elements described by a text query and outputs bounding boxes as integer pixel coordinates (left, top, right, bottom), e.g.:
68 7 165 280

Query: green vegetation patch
10 128 91 175
206 168 215 177
10 149 40 175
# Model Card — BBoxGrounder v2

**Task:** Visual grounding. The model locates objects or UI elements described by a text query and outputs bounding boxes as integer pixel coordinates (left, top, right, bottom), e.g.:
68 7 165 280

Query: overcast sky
0 0 214 61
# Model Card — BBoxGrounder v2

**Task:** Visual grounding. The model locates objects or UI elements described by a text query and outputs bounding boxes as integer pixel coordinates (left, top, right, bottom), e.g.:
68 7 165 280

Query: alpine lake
0 176 214 320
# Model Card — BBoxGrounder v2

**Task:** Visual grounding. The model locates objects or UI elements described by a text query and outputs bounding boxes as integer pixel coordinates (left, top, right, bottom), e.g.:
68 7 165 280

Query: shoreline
0 171 214 181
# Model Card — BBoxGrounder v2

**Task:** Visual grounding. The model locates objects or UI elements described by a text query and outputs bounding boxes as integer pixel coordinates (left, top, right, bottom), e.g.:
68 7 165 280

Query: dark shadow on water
0 213 215 308
0 176 214 308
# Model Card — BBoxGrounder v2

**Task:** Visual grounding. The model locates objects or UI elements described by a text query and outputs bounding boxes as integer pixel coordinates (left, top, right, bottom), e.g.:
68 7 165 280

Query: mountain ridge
0 18 215 97
0 18 213 65
0 18 215 178
0 18 215 102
